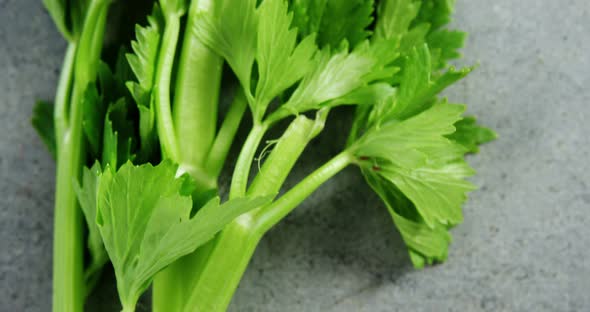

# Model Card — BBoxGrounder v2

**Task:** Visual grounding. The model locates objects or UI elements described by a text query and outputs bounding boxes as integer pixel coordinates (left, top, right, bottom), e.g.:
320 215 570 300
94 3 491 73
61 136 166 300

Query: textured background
1 0 589 311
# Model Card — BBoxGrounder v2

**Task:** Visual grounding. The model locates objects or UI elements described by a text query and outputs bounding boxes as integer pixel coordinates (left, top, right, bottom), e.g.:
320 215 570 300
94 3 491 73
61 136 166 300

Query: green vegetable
34 0 495 310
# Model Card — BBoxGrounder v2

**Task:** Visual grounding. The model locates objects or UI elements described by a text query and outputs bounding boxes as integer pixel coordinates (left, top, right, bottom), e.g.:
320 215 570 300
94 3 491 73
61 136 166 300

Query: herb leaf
254 0 317 121
126 4 164 160
353 102 476 261
363 171 452 268
447 116 497 154
374 0 421 41
74 163 109 293
94 161 270 310
387 45 473 120
32 101 57 160
194 0 258 95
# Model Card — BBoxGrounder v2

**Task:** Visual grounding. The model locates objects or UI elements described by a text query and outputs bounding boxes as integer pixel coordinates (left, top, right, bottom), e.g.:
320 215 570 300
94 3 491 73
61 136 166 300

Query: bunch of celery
33 0 495 311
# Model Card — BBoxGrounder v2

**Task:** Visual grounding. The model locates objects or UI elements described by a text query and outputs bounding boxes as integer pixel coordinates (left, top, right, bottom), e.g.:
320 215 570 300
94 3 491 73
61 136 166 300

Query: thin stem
53 88 86 312
53 1 110 311
54 43 76 148
72 0 109 88
264 107 292 126
154 12 182 161
255 151 353 234
173 0 223 169
229 122 268 199
205 89 248 177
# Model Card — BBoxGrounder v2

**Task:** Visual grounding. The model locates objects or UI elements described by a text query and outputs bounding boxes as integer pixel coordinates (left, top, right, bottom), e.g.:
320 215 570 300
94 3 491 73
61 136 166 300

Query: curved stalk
52 1 111 311
173 0 223 169
54 43 76 148
205 89 248 177
255 151 353 233
247 110 328 198
154 12 183 160
153 92 247 312
229 122 268 199
153 1 224 311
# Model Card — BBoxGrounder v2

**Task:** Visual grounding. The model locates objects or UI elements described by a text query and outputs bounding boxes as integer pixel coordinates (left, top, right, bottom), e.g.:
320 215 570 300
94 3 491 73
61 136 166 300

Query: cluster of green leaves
191 0 495 268
125 4 164 160
195 0 401 125
345 0 496 267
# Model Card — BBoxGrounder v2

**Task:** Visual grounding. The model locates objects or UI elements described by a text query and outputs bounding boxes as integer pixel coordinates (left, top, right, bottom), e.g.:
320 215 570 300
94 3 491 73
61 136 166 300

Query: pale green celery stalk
173 0 223 173
204 89 248 178
154 9 183 161
153 106 253 311
152 1 224 311
182 216 262 312
182 112 331 311
52 1 111 311
228 122 269 199
150 9 187 312
228 104 329 201
247 110 328 198
54 43 76 149
183 152 353 311
153 90 248 312
255 151 354 233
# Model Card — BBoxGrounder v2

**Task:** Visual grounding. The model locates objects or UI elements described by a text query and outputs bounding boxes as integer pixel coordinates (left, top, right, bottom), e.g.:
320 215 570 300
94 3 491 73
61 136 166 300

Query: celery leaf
32 101 57 160
254 0 317 121
74 163 108 293
363 171 452 268
354 101 474 241
95 161 270 310
193 0 258 94
126 4 164 159
290 0 374 48
447 116 497 154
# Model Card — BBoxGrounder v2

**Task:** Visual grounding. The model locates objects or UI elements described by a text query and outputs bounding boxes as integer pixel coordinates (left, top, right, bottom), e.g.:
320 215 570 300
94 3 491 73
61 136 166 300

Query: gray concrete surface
1 0 589 311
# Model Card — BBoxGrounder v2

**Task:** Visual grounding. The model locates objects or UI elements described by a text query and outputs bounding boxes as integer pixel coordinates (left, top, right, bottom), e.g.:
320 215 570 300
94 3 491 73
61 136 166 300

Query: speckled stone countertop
1 0 588 311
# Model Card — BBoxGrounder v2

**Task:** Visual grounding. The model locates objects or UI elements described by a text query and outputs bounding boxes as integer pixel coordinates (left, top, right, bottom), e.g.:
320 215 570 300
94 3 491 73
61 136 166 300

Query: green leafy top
374 0 421 41
190 0 495 268
126 4 164 105
341 0 495 267
81 161 270 310
447 116 497 153
412 0 457 31
352 96 478 267
254 0 317 121
195 0 396 124
126 4 165 159
290 0 374 48
374 0 466 69
353 101 474 226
